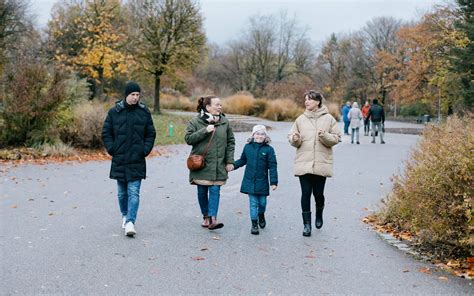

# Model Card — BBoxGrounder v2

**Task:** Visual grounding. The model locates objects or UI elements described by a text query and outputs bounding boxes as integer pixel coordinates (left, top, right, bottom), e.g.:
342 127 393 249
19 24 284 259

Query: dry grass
261 99 304 121
160 93 195 111
221 93 256 115
39 142 76 157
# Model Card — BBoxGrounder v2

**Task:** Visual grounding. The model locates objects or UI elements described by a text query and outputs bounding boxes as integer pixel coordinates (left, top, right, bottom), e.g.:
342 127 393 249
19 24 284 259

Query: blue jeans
343 121 350 135
117 180 142 224
197 185 221 217
248 194 267 220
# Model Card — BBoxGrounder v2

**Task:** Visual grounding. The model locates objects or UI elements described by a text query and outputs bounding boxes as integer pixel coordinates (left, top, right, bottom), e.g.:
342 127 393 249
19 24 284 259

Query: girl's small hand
271 185 277 191
225 164 234 172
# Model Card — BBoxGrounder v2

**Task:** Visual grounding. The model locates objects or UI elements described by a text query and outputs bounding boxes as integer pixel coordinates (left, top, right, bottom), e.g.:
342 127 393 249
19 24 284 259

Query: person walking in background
233 125 278 235
185 95 235 230
361 100 371 136
347 102 362 144
288 90 341 237
342 101 351 135
101 82 156 237
367 98 385 144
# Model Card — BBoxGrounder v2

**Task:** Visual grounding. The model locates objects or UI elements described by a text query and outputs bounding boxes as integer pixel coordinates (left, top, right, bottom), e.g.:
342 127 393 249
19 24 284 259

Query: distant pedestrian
101 81 156 237
361 100 371 136
347 102 362 144
342 101 351 135
288 90 341 237
233 125 278 235
367 99 385 144
185 95 235 230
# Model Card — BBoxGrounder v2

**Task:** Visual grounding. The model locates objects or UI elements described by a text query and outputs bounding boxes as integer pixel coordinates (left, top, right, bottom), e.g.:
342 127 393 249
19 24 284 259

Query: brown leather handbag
187 130 215 171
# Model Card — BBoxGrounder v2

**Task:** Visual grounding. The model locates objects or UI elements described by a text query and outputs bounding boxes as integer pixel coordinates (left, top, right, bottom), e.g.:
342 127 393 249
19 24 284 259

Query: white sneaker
125 222 136 237
121 216 126 229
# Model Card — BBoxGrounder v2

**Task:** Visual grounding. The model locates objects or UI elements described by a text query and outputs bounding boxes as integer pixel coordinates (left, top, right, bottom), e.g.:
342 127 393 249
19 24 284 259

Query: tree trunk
97 68 104 100
154 73 161 113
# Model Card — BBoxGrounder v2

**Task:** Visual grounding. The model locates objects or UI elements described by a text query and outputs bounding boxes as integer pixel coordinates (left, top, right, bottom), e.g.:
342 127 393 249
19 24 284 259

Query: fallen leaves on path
0 147 166 164
364 214 474 280
191 256 205 261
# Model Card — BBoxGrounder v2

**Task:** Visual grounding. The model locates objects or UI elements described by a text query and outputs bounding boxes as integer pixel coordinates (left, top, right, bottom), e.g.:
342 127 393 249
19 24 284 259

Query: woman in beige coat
288 91 341 236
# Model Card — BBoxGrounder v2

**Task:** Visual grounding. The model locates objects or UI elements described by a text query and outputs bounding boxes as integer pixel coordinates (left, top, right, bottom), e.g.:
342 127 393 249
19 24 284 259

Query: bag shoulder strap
202 129 216 157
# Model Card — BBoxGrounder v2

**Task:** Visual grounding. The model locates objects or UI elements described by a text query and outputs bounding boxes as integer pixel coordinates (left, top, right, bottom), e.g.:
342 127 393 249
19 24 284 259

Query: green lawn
152 112 193 145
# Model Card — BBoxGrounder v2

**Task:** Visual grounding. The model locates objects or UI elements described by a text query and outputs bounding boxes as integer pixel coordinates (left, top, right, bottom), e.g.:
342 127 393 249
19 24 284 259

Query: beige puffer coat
288 105 341 177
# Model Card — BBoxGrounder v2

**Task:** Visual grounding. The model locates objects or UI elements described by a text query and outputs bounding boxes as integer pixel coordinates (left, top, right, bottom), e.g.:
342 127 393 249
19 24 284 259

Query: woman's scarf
200 110 221 123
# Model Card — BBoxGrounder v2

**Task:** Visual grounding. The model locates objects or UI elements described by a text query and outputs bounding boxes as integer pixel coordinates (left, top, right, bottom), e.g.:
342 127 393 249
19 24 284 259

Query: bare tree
362 16 403 104
293 32 314 75
0 0 33 75
128 0 205 113
246 14 276 93
363 16 402 54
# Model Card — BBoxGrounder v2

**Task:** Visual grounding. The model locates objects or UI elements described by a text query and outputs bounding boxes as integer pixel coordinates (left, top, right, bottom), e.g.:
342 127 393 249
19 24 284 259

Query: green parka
185 114 235 184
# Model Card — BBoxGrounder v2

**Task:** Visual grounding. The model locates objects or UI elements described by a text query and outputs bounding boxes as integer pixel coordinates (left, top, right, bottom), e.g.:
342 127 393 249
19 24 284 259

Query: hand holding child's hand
271 185 277 191
225 164 234 172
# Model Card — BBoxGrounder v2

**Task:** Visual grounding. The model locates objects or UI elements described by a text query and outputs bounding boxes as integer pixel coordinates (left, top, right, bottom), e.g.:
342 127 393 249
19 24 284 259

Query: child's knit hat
252 124 267 136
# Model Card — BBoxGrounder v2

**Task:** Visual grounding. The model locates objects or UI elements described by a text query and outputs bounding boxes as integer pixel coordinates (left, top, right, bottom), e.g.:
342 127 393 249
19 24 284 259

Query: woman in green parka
185 96 235 230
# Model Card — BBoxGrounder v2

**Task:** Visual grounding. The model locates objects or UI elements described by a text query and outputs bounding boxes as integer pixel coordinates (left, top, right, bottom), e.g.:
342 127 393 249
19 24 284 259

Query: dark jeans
364 118 370 134
299 174 326 212
343 120 350 135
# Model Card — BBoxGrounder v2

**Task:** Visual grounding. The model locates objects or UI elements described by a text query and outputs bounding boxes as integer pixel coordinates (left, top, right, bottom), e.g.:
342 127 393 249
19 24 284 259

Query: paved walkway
1 116 471 294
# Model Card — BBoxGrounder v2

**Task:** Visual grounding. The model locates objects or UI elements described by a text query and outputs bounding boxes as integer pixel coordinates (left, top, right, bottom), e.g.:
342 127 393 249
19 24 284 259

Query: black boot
315 207 324 229
258 213 266 229
251 220 259 235
302 212 311 237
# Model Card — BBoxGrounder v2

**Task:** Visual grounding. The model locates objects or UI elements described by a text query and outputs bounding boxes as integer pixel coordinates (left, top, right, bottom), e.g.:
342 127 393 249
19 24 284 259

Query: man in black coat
102 82 156 237
367 98 385 144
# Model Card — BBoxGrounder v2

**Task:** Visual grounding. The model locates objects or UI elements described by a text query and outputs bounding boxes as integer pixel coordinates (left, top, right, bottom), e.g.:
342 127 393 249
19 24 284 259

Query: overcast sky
31 0 447 45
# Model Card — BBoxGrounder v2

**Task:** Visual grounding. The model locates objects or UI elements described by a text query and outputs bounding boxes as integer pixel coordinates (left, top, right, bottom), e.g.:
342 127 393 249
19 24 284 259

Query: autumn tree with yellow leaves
47 0 131 99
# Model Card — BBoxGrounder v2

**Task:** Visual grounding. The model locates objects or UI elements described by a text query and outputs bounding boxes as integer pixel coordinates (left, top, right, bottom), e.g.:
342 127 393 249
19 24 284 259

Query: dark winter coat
234 140 278 196
101 100 156 181
367 103 385 123
185 114 235 183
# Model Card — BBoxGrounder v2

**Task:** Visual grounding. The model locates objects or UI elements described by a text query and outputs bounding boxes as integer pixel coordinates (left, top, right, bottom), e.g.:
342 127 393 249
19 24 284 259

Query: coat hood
303 105 329 120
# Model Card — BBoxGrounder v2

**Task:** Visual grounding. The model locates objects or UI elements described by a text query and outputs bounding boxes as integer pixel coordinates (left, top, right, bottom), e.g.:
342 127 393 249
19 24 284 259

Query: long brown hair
196 95 217 112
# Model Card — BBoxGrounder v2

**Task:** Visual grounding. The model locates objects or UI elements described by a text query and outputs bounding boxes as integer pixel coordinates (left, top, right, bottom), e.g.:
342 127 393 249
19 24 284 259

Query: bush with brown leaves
378 115 473 259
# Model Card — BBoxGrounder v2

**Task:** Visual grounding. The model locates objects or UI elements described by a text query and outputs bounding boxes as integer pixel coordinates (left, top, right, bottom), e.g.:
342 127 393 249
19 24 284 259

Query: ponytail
196 95 217 112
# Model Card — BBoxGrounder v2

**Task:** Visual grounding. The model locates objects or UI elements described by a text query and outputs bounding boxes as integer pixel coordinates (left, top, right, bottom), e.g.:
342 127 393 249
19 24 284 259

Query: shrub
159 93 195 111
1 58 68 145
400 101 433 117
61 102 108 148
378 115 473 259
261 99 303 121
222 93 256 115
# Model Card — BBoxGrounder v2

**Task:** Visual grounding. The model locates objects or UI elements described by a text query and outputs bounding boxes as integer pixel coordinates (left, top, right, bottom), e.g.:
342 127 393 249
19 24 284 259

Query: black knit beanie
125 82 141 97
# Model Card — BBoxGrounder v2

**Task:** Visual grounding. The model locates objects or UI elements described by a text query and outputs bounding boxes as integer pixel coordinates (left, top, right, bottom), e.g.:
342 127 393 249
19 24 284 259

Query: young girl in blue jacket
234 125 278 235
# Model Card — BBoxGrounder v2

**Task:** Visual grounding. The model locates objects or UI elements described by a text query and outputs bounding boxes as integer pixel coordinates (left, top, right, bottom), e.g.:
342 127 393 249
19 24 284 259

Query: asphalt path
1 118 472 295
